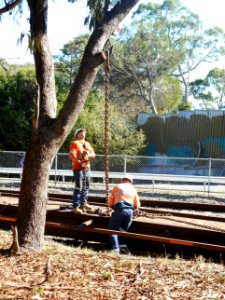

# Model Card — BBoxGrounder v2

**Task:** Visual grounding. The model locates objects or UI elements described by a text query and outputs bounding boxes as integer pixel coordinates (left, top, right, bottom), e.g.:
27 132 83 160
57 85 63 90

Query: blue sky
1 0 225 75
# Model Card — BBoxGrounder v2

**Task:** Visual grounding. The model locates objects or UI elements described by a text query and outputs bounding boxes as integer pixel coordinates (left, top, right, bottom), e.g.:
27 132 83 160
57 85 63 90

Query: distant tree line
0 65 146 153
1 0 225 153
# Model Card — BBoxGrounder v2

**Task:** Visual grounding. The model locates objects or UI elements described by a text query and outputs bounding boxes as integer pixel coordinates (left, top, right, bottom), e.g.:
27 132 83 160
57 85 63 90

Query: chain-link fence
0 151 225 194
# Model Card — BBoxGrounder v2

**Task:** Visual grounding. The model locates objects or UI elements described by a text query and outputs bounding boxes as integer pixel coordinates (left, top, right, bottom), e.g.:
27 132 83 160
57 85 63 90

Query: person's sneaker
72 207 83 214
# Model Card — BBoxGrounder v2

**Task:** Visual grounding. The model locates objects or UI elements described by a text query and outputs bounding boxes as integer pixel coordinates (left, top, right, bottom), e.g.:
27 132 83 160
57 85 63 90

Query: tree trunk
16 0 139 252
178 64 189 104
17 141 56 251
148 96 158 114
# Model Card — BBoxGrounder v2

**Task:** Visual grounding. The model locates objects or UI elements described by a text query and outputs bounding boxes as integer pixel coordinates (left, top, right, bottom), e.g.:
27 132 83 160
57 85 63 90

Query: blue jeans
108 208 133 251
72 169 91 208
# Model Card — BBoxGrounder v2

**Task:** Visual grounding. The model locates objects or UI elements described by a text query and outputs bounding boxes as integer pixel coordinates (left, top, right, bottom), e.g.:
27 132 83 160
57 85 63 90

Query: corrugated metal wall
139 110 225 158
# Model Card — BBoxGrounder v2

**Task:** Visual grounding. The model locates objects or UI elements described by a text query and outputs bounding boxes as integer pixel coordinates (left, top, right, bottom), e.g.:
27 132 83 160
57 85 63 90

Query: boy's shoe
72 207 83 214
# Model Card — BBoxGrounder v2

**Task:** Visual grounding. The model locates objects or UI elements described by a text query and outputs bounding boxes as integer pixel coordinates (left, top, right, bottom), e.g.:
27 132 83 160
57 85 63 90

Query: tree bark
0 0 21 15
17 0 139 252
18 142 55 251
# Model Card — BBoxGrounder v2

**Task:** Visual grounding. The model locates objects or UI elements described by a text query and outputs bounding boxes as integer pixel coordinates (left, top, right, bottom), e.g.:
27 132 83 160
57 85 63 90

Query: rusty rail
1 189 225 212
1 215 225 255
2 189 225 257
1 203 225 250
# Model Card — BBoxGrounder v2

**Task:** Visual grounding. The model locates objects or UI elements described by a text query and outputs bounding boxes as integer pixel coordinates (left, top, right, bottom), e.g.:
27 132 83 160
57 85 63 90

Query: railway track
2 188 225 211
1 189 225 259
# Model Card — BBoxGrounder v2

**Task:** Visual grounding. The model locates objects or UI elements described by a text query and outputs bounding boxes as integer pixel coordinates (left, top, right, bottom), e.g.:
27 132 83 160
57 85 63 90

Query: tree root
10 225 20 255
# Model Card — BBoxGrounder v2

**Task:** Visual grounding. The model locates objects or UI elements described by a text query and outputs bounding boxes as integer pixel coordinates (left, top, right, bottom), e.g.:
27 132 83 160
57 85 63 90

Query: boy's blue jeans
72 169 91 208
108 208 133 252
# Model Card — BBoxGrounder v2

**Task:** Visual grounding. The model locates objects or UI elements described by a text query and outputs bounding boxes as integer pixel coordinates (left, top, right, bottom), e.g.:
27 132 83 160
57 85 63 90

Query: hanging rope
104 50 110 204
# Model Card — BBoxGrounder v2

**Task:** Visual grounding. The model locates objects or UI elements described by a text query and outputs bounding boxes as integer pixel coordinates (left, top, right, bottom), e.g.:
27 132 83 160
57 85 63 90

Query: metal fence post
55 154 58 186
124 155 127 174
208 157 211 195
1 151 225 195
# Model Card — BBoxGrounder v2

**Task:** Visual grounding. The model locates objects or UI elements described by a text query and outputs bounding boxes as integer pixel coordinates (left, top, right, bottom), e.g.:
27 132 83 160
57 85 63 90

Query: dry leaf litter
0 230 225 299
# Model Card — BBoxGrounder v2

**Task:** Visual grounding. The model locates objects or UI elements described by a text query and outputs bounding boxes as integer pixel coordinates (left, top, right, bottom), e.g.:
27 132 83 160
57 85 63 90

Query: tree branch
0 0 21 15
52 0 140 140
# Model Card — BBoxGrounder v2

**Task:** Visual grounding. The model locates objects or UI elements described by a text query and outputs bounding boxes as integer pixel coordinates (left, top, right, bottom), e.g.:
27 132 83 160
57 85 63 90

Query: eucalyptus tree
190 67 225 110
54 34 110 107
126 0 225 107
54 6 183 117
54 34 90 92
109 21 182 115
0 0 140 252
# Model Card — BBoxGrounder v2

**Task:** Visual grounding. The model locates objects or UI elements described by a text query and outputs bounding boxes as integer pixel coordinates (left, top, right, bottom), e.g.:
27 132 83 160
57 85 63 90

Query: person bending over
108 174 140 254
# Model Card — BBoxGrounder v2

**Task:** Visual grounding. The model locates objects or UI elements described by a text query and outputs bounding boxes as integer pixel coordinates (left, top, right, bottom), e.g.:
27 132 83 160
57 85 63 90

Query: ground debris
0 230 225 299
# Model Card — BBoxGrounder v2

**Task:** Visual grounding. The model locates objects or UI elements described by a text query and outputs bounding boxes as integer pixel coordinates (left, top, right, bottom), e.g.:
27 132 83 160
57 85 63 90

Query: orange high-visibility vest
69 140 95 170
108 182 140 209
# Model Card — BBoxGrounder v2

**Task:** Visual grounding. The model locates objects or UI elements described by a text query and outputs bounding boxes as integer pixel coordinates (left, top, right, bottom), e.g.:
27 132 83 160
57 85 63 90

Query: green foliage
132 0 225 106
176 102 192 112
62 90 146 155
109 0 200 114
54 34 90 111
85 0 110 30
3 0 225 152
54 0 225 117
68 0 115 31
0 61 145 154
101 271 113 280
0 65 35 150
190 67 225 109
155 76 183 113
55 35 89 81
110 23 182 114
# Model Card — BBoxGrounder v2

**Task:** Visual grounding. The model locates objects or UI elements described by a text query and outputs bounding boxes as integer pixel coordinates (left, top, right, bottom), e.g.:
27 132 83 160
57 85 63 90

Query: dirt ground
1 230 225 300
1 185 225 299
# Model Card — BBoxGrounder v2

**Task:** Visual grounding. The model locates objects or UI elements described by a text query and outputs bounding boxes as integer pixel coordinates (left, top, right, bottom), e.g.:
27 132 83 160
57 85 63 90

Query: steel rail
1 189 225 212
1 204 225 241
1 204 225 239
2 190 225 257
1 216 225 254
1 197 225 225
1 190 225 222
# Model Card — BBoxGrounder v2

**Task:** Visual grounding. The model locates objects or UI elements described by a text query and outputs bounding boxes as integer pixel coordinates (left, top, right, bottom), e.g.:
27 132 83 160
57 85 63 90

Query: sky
1 0 225 76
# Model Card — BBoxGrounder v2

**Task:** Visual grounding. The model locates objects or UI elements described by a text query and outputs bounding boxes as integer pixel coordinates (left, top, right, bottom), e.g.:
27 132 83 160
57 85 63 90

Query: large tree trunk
16 0 139 252
17 141 56 251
